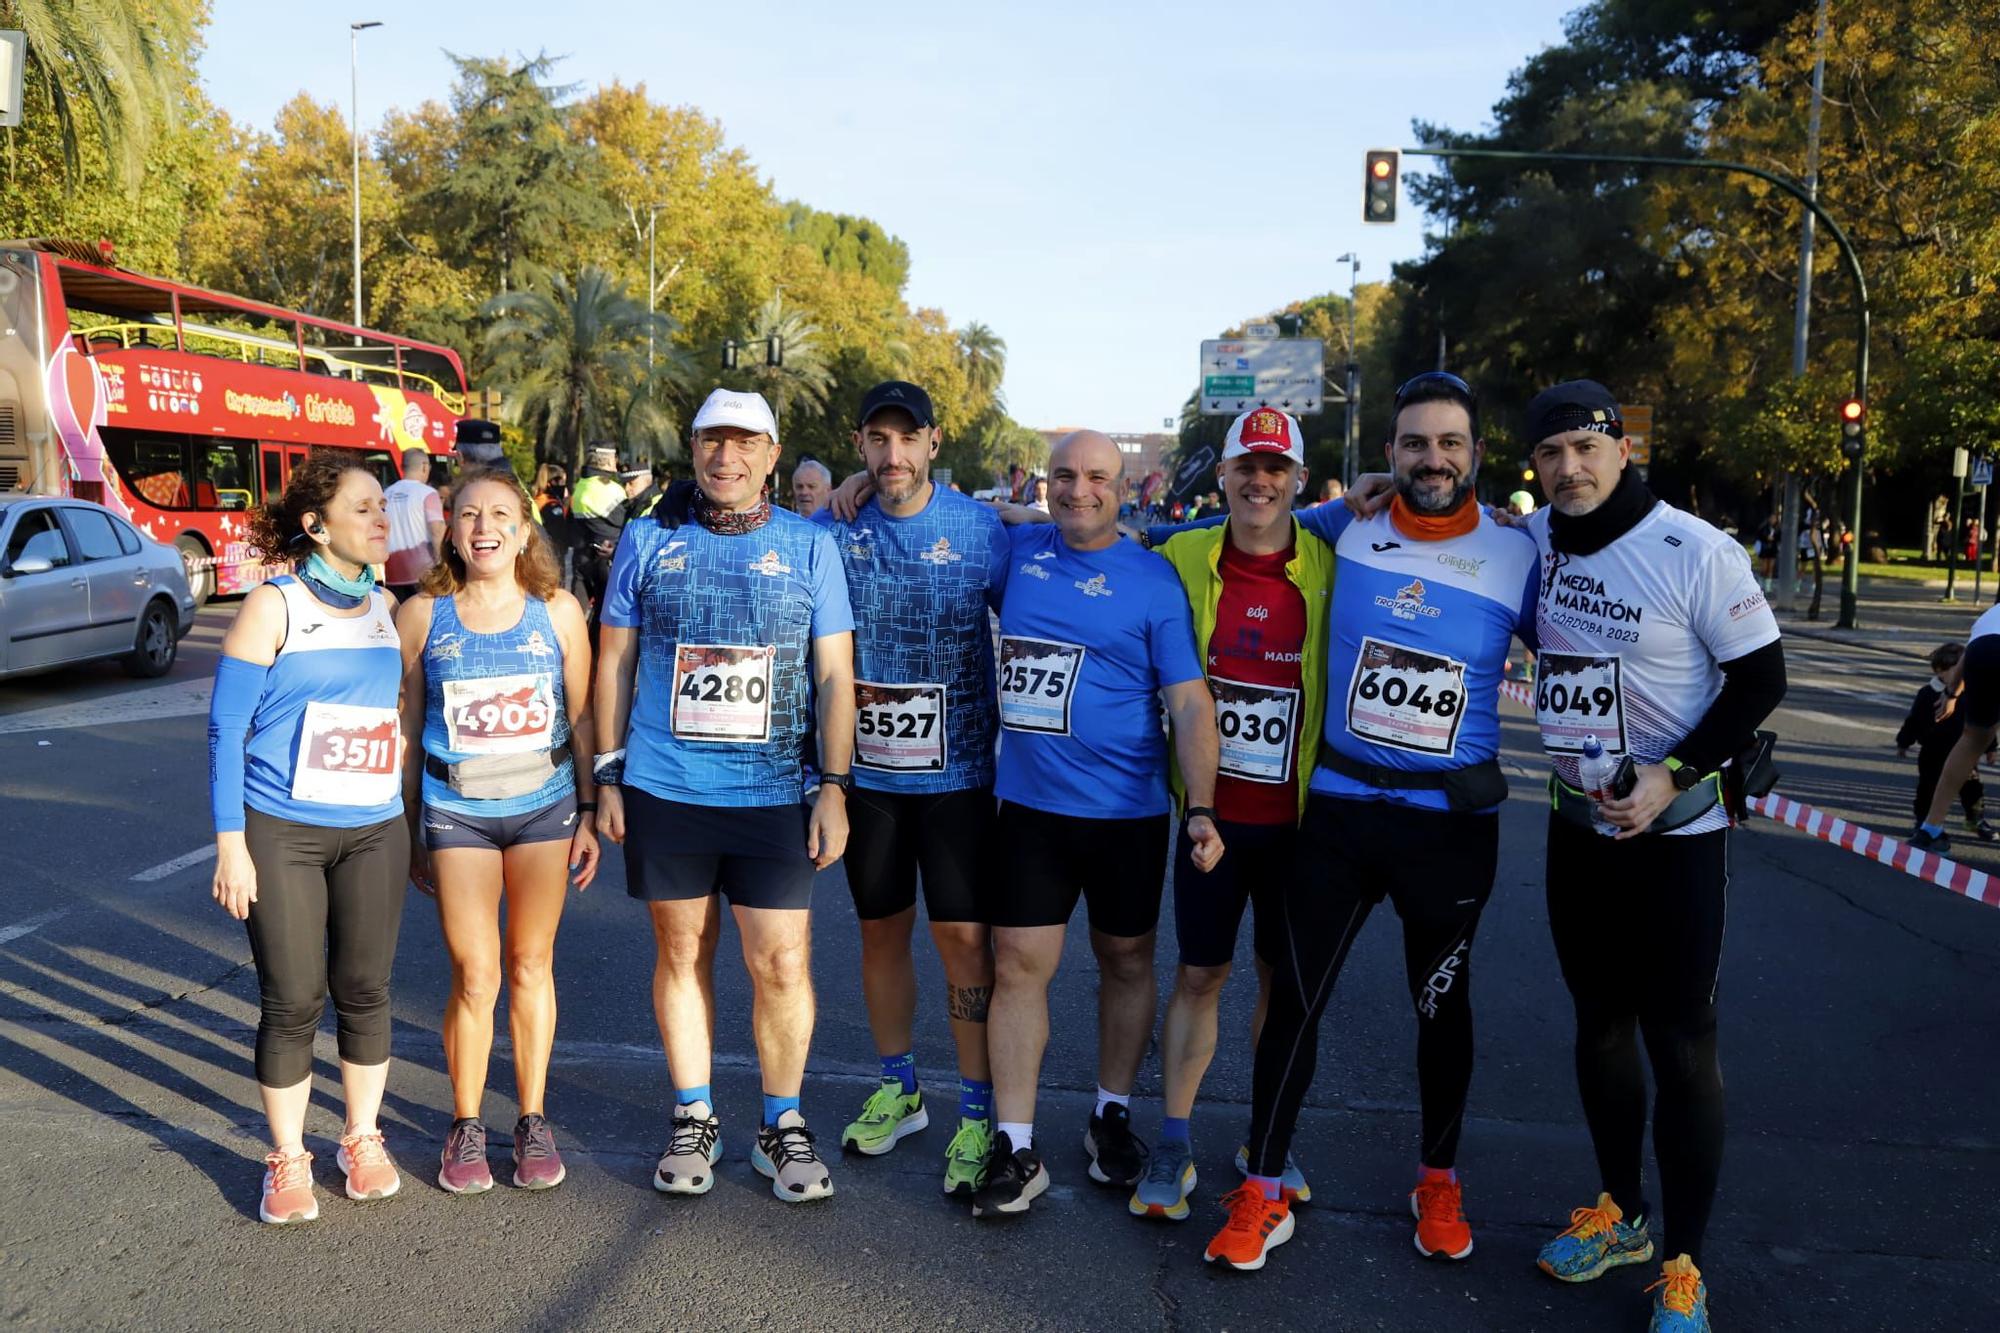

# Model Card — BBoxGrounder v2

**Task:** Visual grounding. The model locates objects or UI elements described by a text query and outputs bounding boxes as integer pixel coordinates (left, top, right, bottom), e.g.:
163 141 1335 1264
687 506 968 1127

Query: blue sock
762 1092 800 1126
1160 1116 1191 1146
1920 821 1945 837
959 1078 993 1122
881 1051 917 1095
1247 1173 1283 1201
676 1084 712 1110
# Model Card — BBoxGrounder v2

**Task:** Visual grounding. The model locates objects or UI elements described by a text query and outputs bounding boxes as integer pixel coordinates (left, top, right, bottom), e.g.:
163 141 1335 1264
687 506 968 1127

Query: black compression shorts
1960 634 2000 730
990 801 1169 938
843 786 995 923
1172 817 1291 969
621 787 816 911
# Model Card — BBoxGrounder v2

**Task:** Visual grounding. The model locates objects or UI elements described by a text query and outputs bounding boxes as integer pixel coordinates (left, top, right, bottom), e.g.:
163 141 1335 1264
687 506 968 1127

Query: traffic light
1839 396 1865 458
1364 150 1399 224
766 335 783 368
722 338 738 370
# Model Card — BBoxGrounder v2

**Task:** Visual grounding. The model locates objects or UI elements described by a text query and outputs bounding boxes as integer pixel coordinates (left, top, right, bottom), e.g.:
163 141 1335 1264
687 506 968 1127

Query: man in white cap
1128 408 1335 1226
594 387 857 1206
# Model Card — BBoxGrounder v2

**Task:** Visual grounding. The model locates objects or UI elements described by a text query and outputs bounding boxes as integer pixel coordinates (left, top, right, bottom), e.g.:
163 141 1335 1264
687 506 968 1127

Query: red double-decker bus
0 239 469 600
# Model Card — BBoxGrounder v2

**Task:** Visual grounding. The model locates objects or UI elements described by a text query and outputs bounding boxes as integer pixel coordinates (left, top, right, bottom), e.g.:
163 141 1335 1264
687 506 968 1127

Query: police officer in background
1520 381 1786 1333
568 444 630 622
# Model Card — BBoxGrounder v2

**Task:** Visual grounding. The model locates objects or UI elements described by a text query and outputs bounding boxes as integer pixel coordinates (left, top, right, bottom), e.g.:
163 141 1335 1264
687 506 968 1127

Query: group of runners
205 370 1784 1333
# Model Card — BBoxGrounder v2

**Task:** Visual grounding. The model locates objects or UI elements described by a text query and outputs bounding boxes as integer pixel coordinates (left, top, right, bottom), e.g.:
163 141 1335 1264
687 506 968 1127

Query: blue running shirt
603 508 853 807
816 486 1012 794
994 527 1203 819
1293 504 1539 812
420 594 575 817
243 576 404 828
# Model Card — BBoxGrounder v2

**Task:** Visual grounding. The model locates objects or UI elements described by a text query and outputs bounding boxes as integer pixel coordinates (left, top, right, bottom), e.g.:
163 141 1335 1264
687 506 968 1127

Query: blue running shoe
1537 1192 1655 1282
1233 1144 1311 1204
1646 1254 1710 1332
1128 1139 1196 1220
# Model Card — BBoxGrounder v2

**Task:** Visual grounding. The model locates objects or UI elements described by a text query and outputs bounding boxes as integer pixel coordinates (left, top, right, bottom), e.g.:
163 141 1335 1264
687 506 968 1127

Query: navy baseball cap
1525 381 1624 443
857 381 936 429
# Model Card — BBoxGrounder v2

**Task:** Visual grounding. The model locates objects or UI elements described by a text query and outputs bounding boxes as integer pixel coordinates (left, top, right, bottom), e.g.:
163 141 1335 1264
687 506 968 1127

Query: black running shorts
621 786 817 911
1172 817 1292 969
843 786 995 923
424 791 579 852
990 801 1170 938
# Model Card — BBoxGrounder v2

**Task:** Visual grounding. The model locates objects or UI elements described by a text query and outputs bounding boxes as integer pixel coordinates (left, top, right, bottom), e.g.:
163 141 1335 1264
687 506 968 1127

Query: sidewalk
1774 573 1995 657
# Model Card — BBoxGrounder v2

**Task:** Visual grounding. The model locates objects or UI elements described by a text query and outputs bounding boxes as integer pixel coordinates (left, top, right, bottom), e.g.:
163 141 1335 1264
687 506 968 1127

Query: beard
1395 465 1475 515
871 464 926 504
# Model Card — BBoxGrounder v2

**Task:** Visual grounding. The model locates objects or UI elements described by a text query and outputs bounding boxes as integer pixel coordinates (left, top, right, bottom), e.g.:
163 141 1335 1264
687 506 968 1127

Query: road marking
0 909 65 945
1779 707 1897 737
130 844 218 883
0 678 212 735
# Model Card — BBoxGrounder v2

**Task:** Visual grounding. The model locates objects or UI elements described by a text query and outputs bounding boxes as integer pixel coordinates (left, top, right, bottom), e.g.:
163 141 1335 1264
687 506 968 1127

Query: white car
0 494 198 680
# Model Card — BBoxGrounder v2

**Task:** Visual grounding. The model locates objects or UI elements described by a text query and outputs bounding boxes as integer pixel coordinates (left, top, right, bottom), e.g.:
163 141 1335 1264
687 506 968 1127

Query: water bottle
1577 735 1620 836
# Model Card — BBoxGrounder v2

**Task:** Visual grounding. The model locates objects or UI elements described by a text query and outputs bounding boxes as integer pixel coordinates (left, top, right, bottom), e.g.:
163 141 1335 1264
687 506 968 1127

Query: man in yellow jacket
1132 407 1334 1222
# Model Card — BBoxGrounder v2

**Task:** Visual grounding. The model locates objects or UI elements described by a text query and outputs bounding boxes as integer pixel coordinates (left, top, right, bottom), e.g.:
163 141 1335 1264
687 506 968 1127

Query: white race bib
1345 637 1469 757
854 681 946 772
672 644 775 743
1212 676 1300 784
292 702 401 807
1535 653 1626 754
998 636 1084 736
442 672 556 755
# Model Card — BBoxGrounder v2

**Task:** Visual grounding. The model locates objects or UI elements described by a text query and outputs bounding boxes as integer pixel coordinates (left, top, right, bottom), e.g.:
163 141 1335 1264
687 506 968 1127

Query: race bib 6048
1345 637 1468 757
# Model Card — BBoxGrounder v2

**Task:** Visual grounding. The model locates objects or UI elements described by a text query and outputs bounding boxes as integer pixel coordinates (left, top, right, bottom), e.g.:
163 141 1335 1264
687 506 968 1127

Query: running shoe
942 1117 992 1197
1974 818 1999 843
1084 1102 1149 1186
1410 1172 1474 1259
336 1130 401 1202
653 1103 723 1196
1203 1184 1294 1271
841 1079 929 1155
1129 1139 1196 1220
970 1130 1047 1217
1646 1254 1711 1332
1537 1192 1656 1282
438 1119 493 1195
1233 1144 1313 1203
753 1109 834 1203
512 1113 566 1190
258 1149 318 1225
1907 826 1952 854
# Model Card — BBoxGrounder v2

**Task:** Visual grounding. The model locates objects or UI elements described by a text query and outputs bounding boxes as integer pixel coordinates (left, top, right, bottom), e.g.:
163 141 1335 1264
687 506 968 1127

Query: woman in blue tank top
395 467 599 1195
206 449 412 1225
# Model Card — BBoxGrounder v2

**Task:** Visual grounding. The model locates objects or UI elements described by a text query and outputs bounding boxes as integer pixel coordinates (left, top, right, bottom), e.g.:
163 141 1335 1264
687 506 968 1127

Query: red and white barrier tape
1495 673 1999 909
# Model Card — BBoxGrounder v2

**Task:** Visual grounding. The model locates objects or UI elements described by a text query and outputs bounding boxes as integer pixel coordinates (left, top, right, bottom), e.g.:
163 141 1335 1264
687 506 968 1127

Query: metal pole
1978 481 1987 602
1340 253 1360 489
349 22 381 343
647 204 660 369
1779 0 1830 613
1946 471 1963 600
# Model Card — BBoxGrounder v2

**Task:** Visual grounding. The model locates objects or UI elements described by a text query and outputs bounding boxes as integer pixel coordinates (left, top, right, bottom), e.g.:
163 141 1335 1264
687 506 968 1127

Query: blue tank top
420 594 574 816
243 576 404 829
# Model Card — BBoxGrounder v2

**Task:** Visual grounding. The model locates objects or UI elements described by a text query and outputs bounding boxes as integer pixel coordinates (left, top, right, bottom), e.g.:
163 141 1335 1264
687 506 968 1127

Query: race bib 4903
292 702 401 807
672 644 775 743
998 636 1084 736
855 681 946 772
1535 653 1626 754
442 672 556 755
1345 637 1468 757
1212 676 1301 784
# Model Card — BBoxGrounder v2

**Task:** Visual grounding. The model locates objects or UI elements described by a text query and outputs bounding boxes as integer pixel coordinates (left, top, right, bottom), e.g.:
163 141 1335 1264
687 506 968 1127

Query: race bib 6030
1212 676 1301 784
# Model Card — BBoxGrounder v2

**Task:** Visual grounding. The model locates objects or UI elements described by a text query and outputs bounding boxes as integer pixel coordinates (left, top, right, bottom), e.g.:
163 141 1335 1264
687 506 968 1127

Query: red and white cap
1221 407 1305 464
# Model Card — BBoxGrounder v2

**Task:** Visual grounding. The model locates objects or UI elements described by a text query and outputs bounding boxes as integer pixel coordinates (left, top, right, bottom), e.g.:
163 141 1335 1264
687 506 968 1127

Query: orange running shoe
337 1130 402 1202
1203 1184 1294 1271
1410 1169 1474 1259
259 1149 318 1225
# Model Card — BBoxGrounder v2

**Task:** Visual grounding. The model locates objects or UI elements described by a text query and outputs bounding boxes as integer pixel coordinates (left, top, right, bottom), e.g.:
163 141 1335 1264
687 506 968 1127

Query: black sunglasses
1393 370 1475 406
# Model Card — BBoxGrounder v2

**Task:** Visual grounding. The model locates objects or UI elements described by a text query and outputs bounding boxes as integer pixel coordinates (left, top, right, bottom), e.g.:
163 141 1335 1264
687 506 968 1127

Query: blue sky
201 0 1580 432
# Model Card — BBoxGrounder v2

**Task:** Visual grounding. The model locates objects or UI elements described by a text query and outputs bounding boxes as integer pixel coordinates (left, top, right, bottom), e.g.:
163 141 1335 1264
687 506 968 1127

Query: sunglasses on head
1393 371 1475 407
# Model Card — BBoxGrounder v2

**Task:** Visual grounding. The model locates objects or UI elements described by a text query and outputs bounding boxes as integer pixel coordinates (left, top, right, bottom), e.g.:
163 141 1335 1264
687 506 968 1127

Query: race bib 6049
1535 652 1626 754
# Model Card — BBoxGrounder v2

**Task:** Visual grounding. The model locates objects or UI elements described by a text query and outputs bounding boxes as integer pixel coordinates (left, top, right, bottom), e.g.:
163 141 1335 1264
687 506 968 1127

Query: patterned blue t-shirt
420 594 574 818
603 507 854 807
816 486 1011 794
993 527 1204 820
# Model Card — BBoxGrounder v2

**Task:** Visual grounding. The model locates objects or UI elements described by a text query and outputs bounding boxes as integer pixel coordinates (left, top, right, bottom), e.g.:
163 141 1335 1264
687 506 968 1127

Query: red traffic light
1371 158 1392 179
1364 150 1400 224
1840 397 1865 422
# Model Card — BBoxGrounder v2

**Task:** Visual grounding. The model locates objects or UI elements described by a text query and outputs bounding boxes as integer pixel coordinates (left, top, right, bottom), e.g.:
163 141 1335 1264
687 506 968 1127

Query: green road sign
1203 375 1256 395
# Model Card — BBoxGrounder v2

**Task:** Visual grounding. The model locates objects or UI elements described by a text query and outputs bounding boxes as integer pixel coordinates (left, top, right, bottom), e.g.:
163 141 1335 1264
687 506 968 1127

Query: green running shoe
942 1116 992 1196
841 1079 929 1156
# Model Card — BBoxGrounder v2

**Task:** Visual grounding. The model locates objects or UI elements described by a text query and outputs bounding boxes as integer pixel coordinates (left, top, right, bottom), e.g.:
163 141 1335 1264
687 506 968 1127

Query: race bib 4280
672 644 775 743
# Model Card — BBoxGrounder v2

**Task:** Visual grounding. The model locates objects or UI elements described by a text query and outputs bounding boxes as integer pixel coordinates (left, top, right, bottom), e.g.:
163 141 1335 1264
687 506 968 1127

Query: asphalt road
1 603 1995 1331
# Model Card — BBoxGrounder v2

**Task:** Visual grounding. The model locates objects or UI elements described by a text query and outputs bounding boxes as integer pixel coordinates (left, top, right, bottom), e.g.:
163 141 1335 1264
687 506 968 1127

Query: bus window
195 439 257 510
100 428 192 508
261 446 285 502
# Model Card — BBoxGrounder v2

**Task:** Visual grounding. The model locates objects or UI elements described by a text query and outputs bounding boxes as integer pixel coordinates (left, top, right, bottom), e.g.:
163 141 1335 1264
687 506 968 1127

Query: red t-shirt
1206 539 1308 825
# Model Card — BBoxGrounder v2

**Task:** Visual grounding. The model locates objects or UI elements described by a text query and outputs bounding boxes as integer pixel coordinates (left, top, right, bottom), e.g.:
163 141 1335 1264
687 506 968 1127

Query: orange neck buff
1389 494 1480 542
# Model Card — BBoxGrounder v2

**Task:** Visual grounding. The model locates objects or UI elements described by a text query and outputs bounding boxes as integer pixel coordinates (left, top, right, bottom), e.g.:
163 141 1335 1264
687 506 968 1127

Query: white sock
1095 1085 1130 1117
997 1120 1033 1151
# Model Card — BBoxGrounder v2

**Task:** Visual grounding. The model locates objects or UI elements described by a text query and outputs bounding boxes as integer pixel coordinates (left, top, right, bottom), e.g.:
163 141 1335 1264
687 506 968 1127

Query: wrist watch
819 771 854 793
1664 756 1702 792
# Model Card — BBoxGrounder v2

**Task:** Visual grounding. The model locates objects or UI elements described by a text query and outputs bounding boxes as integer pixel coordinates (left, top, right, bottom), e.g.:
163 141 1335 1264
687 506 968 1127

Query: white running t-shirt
384 478 443 586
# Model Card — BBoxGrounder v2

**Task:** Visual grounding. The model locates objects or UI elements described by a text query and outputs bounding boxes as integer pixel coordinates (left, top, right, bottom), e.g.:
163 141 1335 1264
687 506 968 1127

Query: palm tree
482 266 682 475
958 321 1007 409
5 0 196 185
746 293 834 434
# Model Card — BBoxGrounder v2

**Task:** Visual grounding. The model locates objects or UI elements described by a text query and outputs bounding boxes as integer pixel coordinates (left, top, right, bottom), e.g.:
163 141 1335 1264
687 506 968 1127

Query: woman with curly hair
206 448 411 1224
396 467 598 1194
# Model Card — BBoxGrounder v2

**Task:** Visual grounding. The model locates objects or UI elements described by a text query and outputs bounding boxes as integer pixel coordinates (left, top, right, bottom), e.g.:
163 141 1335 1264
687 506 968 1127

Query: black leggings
242 810 409 1086
1246 796 1497 1177
1914 746 1984 824
1547 814 1727 1265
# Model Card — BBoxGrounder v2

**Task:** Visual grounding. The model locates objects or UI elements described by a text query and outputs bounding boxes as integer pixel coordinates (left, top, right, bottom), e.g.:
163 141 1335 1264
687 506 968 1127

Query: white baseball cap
691 388 780 444
1221 407 1305 465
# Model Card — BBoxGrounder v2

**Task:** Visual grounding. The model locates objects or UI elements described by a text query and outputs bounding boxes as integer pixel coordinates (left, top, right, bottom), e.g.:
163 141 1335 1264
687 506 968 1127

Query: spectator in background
1897 642 1997 842
1027 477 1050 512
792 458 833 517
1008 463 1028 504
626 462 672 520
1314 477 1345 507
384 445 445 602
569 444 630 623
532 464 568 528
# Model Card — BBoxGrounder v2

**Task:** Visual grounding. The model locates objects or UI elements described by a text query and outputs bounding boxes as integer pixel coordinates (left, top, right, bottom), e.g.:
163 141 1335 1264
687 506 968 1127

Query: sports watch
1664 756 1702 792
819 771 854 793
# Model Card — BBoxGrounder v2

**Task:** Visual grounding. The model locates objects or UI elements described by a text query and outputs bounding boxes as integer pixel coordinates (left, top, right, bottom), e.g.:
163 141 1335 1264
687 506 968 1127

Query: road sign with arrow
1198 338 1326 417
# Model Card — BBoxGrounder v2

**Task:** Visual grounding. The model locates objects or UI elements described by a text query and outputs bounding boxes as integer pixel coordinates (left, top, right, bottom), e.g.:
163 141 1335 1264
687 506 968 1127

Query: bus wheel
176 535 214 607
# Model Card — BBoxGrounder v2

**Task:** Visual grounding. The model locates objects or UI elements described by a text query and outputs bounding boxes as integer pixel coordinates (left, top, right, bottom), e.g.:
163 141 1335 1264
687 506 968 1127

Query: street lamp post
349 21 382 340
646 201 666 368
1334 252 1360 489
